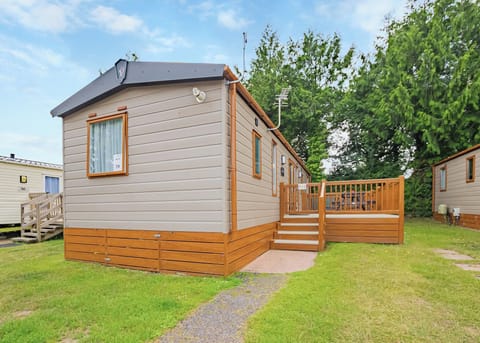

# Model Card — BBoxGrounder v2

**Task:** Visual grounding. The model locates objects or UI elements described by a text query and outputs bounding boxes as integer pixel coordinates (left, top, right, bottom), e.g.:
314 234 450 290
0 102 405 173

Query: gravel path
157 274 287 343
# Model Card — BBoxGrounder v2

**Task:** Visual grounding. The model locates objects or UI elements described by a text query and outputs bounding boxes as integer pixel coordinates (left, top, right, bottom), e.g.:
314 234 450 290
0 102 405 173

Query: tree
246 27 354 180
331 0 480 215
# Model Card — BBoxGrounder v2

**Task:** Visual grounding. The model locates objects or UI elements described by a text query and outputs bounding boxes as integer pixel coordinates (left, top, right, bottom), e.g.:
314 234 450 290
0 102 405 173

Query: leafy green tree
245 27 354 180
332 0 480 215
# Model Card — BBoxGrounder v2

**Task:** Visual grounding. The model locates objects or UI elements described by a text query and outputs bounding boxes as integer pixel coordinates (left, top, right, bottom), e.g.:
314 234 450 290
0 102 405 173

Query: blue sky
0 0 407 164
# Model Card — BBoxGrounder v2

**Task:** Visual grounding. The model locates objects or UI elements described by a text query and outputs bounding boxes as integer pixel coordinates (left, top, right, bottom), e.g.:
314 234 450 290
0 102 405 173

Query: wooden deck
275 177 405 250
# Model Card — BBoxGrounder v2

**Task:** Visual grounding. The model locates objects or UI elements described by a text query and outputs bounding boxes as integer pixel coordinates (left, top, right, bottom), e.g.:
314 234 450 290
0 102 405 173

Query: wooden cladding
64 223 275 276
433 212 480 231
325 216 401 244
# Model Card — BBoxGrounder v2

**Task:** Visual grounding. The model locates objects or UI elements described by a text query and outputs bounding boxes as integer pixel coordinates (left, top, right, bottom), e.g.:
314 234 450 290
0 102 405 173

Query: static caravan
51 60 310 276
432 144 480 230
0 155 63 225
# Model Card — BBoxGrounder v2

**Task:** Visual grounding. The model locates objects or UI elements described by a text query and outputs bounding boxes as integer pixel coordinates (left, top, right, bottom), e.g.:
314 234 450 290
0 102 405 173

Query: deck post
317 180 326 251
279 182 285 220
36 205 41 242
398 175 405 244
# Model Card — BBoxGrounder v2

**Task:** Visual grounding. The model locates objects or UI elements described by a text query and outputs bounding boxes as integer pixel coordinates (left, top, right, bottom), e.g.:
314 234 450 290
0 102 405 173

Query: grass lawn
0 239 239 343
245 218 480 343
0 226 21 234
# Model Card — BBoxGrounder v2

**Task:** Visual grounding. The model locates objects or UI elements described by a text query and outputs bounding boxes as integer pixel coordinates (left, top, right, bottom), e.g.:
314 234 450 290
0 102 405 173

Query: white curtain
89 118 123 173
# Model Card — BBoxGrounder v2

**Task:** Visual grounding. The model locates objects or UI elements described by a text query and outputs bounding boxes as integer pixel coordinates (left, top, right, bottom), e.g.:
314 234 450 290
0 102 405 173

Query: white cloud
0 0 80 33
187 0 216 19
315 0 407 35
217 9 251 30
185 2 252 30
0 35 90 79
90 5 143 34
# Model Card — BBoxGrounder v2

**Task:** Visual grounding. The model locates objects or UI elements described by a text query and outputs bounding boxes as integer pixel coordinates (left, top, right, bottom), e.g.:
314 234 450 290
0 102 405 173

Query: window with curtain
87 113 127 177
45 176 60 193
252 130 262 179
466 156 475 183
440 166 447 191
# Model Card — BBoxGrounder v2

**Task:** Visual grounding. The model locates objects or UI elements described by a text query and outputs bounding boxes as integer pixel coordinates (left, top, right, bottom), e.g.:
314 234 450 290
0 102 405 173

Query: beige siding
0 163 63 224
62 80 227 232
434 148 480 215
234 94 308 230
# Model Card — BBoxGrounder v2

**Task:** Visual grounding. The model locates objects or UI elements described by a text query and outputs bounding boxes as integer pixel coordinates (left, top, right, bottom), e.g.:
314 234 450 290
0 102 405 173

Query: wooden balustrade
280 177 404 216
325 178 402 214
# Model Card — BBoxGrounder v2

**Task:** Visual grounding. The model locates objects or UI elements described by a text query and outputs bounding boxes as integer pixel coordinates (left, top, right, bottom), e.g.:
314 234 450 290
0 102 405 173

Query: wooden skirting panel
64 223 275 276
226 222 275 274
325 217 401 244
433 212 480 231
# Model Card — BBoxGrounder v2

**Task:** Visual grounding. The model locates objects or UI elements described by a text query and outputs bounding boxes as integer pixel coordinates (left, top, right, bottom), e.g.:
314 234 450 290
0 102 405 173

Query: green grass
0 240 239 343
245 218 480 343
0 226 21 233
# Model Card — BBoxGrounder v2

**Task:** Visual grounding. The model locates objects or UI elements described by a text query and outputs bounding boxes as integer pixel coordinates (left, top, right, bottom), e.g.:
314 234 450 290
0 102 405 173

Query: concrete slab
241 250 317 274
433 249 474 260
455 264 480 272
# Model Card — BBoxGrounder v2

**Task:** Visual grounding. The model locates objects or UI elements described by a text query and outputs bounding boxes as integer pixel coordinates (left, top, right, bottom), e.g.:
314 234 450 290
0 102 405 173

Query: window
272 141 277 196
87 112 128 177
466 156 475 183
45 176 60 193
252 130 262 179
439 166 447 191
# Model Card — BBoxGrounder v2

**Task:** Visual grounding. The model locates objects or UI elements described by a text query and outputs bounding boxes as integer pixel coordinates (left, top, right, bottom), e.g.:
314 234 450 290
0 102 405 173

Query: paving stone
433 248 474 260
455 264 480 272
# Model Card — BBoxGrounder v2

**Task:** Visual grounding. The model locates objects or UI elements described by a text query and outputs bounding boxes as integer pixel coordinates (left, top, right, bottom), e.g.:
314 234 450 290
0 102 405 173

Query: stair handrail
21 193 63 242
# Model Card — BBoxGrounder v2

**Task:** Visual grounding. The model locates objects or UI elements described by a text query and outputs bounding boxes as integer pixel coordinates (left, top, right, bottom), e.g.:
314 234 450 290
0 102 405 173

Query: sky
0 0 408 165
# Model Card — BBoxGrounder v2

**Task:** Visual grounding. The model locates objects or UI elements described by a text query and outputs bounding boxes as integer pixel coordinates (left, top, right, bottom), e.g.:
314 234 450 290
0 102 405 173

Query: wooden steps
272 215 320 251
14 194 64 244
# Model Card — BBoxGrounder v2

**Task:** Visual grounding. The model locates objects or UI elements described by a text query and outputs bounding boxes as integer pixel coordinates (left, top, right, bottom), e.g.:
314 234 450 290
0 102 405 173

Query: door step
12 237 38 243
271 239 319 251
276 230 319 240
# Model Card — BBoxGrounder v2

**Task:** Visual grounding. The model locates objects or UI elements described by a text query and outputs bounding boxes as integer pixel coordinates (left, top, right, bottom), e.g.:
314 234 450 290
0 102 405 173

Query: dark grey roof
51 60 226 117
0 155 63 170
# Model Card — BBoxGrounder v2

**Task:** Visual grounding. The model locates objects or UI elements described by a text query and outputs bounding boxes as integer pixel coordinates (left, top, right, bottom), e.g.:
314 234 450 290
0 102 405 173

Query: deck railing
325 177 403 214
280 176 405 216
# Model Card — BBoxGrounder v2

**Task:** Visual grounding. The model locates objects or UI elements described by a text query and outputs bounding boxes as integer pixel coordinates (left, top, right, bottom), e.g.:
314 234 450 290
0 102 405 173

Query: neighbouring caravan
51 60 310 275
432 144 480 230
0 155 63 225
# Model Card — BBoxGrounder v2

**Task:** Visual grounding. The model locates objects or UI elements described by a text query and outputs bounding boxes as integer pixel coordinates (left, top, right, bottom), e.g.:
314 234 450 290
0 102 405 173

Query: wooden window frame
272 140 278 196
87 112 128 178
466 156 475 183
252 130 262 179
439 165 447 192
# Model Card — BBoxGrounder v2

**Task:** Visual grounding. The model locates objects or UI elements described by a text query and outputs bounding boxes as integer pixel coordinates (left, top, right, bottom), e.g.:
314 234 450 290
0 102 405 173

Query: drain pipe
229 81 238 232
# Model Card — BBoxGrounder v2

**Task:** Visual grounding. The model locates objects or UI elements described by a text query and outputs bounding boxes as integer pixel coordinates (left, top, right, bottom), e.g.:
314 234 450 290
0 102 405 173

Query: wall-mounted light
298 170 303 178
192 87 207 103
255 118 258 126
281 155 286 165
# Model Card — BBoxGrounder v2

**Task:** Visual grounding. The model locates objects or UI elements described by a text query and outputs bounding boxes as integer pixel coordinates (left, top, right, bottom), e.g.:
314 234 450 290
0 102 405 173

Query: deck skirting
433 212 480 230
64 223 275 276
